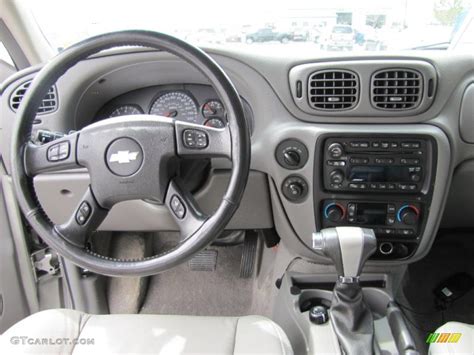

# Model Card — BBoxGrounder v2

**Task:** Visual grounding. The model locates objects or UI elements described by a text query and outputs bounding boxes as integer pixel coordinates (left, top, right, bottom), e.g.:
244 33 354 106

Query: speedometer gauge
109 105 143 117
149 91 199 123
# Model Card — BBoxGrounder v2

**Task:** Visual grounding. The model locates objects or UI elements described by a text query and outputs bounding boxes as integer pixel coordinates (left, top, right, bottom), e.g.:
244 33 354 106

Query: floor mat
140 233 271 317
397 230 474 353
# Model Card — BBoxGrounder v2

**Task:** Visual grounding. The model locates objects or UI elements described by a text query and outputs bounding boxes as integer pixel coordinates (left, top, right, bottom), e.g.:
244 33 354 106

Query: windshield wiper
409 42 450 50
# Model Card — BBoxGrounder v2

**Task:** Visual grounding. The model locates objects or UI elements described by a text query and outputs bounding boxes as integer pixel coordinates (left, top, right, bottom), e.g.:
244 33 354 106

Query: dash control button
170 195 186 219
183 129 208 149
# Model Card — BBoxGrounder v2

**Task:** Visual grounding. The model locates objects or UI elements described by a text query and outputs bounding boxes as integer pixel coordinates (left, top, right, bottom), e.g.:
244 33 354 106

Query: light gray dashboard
1 47 473 266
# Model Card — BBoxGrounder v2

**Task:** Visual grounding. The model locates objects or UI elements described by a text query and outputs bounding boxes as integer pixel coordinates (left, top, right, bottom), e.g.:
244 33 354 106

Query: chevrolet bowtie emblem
109 150 139 164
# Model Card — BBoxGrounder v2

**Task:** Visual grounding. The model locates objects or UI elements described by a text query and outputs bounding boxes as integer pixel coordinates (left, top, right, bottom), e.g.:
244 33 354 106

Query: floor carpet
397 230 474 354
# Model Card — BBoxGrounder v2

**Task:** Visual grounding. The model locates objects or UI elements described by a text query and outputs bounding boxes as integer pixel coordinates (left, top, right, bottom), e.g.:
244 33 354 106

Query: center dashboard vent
308 70 359 110
371 69 422 110
9 80 58 114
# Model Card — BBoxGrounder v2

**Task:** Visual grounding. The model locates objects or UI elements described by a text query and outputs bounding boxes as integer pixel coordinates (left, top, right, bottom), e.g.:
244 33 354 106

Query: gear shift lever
312 227 377 354
312 226 377 282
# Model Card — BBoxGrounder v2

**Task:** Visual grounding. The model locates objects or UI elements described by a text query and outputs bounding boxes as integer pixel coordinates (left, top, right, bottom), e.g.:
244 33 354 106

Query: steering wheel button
183 129 208 149
47 145 60 161
170 195 186 219
79 202 91 216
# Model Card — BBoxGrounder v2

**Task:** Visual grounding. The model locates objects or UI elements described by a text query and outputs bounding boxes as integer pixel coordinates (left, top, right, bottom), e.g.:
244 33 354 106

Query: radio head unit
323 137 428 193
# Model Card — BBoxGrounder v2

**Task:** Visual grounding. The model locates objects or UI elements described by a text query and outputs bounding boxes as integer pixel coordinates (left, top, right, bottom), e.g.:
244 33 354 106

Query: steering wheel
10 31 250 277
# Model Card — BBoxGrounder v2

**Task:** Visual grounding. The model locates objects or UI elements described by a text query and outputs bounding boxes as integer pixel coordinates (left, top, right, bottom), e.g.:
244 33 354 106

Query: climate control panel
321 199 423 259
321 200 421 238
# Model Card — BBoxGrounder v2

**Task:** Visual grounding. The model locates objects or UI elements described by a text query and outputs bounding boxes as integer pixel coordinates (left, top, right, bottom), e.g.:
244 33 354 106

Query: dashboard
1 47 473 266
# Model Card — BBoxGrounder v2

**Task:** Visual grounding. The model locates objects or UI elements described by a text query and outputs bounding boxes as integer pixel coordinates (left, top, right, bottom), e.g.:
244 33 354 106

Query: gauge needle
165 110 178 117
205 104 216 114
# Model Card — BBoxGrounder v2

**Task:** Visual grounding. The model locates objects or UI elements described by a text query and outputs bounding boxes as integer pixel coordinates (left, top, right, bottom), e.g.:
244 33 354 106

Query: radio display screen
349 166 412 183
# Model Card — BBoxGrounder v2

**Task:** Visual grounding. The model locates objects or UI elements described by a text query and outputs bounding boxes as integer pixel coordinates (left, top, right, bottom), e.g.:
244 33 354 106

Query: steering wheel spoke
175 121 231 159
24 132 81 177
165 178 208 239
54 186 108 247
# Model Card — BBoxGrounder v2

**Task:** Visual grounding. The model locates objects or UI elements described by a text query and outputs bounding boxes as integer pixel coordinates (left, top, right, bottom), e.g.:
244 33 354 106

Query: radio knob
283 150 301 167
397 205 420 226
328 143 344 159
325 203 345 222
330 170 345 184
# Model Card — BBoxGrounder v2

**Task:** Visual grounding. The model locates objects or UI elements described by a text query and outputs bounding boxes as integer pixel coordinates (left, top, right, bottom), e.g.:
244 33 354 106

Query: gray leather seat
429 322 473 355
0 309 292 354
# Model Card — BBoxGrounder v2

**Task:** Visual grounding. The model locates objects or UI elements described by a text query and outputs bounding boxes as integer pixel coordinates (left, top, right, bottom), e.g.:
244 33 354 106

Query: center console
316 134 436 260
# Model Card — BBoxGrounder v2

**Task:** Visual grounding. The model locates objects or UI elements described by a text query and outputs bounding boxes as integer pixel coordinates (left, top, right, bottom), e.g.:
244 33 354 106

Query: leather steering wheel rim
10 30 251 277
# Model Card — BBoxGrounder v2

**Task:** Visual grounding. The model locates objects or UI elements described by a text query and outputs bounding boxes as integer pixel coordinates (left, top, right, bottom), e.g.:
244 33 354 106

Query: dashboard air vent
371 69 422 110
308 70 359 110
9 81 58 114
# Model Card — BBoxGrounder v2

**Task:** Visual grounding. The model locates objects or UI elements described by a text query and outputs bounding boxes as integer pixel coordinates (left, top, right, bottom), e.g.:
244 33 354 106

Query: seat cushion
0 309 293 354
429 322 473 355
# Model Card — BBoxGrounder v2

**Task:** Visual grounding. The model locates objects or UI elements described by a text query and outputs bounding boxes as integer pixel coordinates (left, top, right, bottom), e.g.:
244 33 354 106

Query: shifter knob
312 227 376 281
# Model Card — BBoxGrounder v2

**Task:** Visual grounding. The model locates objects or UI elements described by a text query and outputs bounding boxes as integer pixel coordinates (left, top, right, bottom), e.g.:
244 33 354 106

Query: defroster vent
308 70 359 110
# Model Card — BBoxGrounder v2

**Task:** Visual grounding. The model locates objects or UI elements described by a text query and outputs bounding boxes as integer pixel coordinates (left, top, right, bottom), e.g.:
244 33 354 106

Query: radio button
401 158 420 165
390 142 399 148
330 170 344 184
401 141 421 149
378 183 387 190
381 142 389 149
327 160 346 167
375 158 394 164
398 183 408 191
388 183 396 190
350 158 369 164
372 142 380 148
369 183 377 189
328 143 344 158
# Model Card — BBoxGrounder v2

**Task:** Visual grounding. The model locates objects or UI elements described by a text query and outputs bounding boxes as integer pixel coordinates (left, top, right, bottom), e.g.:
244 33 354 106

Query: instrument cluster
96 84 230 128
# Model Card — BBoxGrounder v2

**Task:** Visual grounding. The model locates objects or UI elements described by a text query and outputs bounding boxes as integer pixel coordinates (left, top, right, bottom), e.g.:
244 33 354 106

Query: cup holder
296 286 391 318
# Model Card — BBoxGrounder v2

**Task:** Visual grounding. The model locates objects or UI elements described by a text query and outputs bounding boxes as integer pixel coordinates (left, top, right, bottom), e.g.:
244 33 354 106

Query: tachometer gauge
109 105 143 117
150 91 199 123
202 100 225 118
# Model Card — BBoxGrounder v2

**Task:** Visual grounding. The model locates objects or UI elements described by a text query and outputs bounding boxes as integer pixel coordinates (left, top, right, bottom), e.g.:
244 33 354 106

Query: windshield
24 0 473 52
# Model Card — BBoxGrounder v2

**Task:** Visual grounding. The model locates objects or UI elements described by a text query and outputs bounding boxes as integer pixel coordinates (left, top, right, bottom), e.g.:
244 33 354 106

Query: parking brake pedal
189 250 217 271
240 231 258 278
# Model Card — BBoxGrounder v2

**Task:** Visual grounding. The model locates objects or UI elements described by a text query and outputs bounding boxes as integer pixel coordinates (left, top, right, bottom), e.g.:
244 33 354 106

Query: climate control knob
324 203 346 222
397 205 420 226
329 170 345 184
328 143 344 159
